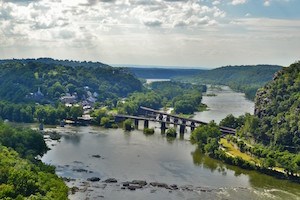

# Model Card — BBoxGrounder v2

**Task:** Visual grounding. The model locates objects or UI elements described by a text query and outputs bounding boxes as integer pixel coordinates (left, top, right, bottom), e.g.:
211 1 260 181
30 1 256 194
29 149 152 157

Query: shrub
123 119 133 131
143 128 155 135
166 128 177 137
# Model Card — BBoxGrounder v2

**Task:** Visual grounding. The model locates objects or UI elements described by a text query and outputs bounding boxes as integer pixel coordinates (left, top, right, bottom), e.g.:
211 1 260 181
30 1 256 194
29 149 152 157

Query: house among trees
27 87 44 101
60 93 77 104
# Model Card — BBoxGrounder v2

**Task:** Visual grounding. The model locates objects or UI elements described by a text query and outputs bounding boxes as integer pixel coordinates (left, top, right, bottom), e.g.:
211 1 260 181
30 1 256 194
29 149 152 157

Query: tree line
0 102 83 125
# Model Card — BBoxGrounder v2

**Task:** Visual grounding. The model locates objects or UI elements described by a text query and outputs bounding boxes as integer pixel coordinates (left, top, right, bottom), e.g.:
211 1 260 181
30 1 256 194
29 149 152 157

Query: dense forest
0 59 142 103
175 65 282 100
0 122 68 199
254 62 300 149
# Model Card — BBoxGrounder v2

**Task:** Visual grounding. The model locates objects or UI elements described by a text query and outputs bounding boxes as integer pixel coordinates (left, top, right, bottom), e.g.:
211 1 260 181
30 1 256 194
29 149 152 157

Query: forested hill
175 65 282 100
0 57 111 68
254 62 300 149
128 68 204 79
0 59 142 103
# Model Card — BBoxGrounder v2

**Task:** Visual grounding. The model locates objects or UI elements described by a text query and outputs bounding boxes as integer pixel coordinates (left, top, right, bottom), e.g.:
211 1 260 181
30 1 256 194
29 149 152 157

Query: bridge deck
139 106 236 133
115 108 236 135
115 114 196 127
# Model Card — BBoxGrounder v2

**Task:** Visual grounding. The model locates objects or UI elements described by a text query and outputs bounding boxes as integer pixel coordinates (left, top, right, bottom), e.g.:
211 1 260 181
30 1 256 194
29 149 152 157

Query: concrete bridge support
134 119 139 128
179 124 185 135
191 122 196 132
173 118 178 127
161 122 166 130
144 120 149 128
159 114 163 120
166 116 170 122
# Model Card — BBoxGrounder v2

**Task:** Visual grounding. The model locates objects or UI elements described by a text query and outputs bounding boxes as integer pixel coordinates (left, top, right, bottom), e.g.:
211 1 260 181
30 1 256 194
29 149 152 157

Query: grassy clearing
220 138 259 164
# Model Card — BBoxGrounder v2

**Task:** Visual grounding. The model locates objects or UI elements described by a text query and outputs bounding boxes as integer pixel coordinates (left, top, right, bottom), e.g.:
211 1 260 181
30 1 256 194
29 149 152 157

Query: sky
0 0 299 68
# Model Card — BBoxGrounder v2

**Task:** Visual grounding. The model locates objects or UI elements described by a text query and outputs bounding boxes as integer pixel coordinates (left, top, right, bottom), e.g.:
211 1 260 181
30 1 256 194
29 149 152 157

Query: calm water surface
194 85 254 123
41 86 300 200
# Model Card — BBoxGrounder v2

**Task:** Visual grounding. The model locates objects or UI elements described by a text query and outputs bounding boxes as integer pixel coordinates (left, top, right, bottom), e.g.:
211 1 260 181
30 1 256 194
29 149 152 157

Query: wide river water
41 86 300 200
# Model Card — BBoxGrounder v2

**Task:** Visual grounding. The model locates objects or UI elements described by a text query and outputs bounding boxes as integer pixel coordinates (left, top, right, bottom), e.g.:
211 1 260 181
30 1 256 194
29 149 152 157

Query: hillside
175 65 282 100
254 62 300 149
0 59 142 103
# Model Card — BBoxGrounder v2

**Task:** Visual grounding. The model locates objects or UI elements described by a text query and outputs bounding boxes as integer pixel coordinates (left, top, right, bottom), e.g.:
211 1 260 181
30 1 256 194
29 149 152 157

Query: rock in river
87 177 101 182
104 178 118 183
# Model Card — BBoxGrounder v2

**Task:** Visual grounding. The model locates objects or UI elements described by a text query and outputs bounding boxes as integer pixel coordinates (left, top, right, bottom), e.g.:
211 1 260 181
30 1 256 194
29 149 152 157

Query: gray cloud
143 19 162 27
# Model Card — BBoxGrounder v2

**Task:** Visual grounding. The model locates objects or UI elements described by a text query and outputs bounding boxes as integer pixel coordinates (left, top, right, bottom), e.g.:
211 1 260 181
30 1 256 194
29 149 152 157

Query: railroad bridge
115 106 236 135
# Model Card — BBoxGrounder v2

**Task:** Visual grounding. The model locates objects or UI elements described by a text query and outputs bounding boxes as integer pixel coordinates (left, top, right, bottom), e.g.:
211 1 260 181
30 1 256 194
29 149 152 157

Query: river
41 86 300 200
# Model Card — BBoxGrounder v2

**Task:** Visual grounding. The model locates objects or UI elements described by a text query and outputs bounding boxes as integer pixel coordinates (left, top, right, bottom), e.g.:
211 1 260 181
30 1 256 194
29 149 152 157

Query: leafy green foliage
143 128 155 135
123 119 133 131
0 102 34 123
0 122 68 199
117 91 162 115
254 62 300 149
0 122 48 158
100 117 111 128
219 114 245 129
0 146 68 199
166 128 177 137
190 121 221 147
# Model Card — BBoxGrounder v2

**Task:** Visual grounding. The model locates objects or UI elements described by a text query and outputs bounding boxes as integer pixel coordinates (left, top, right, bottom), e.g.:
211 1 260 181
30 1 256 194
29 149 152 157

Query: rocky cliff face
254 62 300 147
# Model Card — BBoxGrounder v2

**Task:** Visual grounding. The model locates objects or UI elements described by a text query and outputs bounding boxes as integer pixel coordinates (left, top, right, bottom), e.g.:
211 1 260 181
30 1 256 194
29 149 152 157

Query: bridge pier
144 120 149 128
116 107 236 136
161 122 166 130
179 133 184 140
134 119 139 129
191 122 196 132
159 114 163 120
173 118 178 127
166 116 170 122
179 124 185 135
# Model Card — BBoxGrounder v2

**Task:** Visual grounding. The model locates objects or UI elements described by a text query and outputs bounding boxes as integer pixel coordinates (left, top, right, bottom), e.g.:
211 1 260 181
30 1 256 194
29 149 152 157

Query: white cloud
264 0 271 6
231 0 247 5
212 1 220 5
0 0 299 67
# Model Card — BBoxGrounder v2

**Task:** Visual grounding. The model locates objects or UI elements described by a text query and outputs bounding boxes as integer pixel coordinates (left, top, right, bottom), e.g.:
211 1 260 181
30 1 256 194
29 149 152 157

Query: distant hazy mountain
112 64 208 69
127 67 205 79
175 65 283 100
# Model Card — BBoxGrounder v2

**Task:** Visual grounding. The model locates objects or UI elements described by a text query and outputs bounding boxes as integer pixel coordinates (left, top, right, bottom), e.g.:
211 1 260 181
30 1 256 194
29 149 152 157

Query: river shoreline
9 85 300 199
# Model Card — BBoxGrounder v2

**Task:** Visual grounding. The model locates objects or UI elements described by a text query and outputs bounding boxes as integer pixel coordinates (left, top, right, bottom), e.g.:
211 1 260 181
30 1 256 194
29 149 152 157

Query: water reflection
191 146 300 197
191 147 220 173
62 132 82 145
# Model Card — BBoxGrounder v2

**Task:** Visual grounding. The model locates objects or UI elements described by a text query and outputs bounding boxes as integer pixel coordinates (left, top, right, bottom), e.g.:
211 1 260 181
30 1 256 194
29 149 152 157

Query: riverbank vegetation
166 128 177 138
0 122 68 199
0 101 84 125
143 128 155 135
